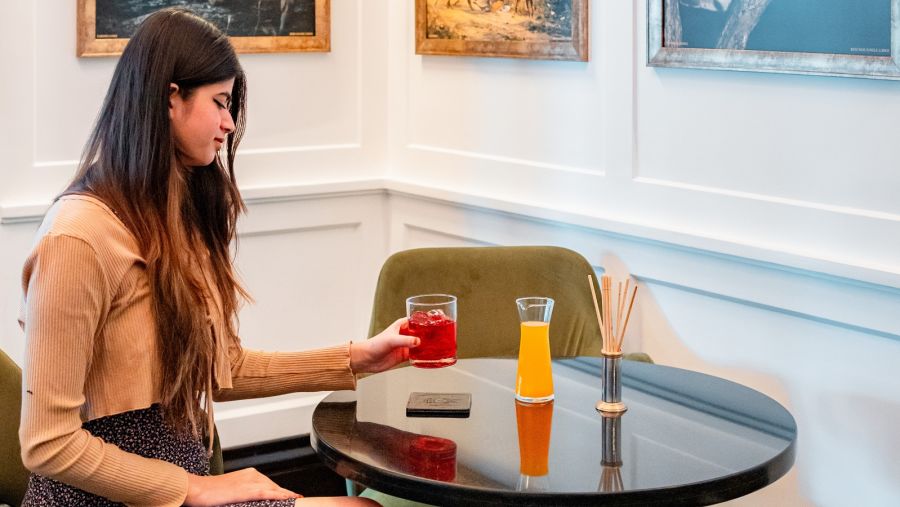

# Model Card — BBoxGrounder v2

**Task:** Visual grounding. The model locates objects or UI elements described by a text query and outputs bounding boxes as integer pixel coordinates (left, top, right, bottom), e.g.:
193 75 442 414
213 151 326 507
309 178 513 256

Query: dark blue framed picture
648 0 900 80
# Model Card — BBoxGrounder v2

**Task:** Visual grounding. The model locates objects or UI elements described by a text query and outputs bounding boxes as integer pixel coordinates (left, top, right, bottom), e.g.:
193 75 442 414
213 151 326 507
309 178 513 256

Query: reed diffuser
588 274 637 414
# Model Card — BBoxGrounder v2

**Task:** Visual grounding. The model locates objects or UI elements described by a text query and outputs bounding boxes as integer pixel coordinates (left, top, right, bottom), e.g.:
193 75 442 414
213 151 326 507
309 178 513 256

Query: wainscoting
3 180 899 505
383 184 900 506
214 187 389 447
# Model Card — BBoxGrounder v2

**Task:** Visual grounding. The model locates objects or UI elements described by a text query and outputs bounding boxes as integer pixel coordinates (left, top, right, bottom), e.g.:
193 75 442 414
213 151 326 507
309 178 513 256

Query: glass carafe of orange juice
515 297 554 404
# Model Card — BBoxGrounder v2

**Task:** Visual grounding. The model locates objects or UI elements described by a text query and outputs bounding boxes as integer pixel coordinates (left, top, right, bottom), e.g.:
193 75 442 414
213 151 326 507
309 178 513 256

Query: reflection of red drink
408 435 457 481
402 310 457 368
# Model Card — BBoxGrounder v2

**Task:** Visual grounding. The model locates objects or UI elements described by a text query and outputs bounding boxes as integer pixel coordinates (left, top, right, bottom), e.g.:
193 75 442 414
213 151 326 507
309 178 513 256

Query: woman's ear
168 83 180 120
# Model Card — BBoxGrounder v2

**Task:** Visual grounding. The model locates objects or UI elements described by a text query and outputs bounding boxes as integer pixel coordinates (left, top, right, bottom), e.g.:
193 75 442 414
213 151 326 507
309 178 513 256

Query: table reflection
515 400 553 491
408 434 457 481
598 413 624 493
315 400 458 482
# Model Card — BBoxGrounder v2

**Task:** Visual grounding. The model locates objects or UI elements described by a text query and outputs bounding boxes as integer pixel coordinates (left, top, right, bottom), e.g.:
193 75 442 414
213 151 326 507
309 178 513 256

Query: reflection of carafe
515 400 553 491
598 413 624 493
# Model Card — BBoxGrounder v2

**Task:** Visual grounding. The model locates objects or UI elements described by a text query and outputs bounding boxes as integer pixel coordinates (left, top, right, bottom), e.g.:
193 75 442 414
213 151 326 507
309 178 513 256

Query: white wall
0 0 390 444
383 1 900 506
388 0 900 286
2 1 900 506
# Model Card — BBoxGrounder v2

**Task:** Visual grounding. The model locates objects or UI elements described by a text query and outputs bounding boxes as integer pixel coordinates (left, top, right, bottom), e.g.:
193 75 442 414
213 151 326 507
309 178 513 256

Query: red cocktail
402 294 457 368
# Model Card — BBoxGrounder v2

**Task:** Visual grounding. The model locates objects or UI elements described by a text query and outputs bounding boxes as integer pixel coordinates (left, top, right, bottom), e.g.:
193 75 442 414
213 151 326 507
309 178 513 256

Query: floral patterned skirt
22 404 295 507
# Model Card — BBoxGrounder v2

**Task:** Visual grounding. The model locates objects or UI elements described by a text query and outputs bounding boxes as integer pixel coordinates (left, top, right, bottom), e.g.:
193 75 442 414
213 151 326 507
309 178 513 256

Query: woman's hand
349 317 419 374
184 468 301 506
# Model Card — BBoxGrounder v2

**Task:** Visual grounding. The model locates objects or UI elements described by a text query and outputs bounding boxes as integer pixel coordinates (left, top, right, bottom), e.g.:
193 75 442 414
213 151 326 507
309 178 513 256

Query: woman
18 8 413 506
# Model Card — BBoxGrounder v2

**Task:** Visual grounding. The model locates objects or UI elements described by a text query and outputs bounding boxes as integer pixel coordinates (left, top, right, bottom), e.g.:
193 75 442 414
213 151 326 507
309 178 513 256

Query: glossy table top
311 358 796 506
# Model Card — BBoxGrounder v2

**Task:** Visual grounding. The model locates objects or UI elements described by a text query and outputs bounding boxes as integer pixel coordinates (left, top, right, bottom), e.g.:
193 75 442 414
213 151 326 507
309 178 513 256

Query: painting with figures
416 0 589 61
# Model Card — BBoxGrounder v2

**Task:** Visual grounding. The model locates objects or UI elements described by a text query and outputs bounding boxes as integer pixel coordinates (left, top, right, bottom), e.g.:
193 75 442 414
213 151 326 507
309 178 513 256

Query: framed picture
77 0 330 57
647 0 900 80
415 0 589 61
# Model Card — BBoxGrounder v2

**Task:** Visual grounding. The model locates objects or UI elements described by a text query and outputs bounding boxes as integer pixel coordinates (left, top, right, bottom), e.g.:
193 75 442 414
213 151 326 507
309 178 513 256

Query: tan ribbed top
18 195 357 506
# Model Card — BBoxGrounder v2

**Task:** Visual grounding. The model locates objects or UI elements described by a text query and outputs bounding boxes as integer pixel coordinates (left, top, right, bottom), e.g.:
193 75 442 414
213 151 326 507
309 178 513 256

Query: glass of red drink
401 294 457 368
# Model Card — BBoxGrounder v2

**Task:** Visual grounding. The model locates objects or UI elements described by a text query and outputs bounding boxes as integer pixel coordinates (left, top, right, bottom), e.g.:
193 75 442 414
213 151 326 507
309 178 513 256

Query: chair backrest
1 348 29 506
368 246 605 359
209 427 224 476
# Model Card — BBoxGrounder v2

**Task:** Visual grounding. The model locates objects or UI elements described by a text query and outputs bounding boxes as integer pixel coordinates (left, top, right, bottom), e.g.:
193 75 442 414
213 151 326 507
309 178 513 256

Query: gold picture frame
77 0 331 57
415 0 588 61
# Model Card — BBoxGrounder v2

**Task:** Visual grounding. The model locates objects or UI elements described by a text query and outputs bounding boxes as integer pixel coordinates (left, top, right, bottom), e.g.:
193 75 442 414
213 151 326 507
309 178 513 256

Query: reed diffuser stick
588 275 607 346
609 282 622 342
601 275 613 353
615 281 623 341
589 273 639 355
617 286 638 351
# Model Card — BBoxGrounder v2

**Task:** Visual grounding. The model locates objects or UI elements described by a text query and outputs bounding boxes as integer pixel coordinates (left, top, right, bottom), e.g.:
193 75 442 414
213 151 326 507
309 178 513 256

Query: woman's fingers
389 316 408 331
249 469 301 499
295 497 380 506
350 317 418 373
253 485 300 500
184 468 302 506
268 485 302 500
390 334 419 348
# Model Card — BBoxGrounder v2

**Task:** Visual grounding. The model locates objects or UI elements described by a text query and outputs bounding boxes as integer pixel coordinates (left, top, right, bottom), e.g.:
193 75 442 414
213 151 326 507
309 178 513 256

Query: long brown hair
64 8 249 436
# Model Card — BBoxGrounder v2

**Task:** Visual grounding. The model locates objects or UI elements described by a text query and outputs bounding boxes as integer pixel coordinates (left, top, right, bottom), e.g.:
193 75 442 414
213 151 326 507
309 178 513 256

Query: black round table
311 358 796 506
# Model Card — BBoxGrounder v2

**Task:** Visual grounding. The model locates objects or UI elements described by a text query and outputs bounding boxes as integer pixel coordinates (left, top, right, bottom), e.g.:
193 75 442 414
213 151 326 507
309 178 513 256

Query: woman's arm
214 344 358 401
214 319 417 402
20 234 188 505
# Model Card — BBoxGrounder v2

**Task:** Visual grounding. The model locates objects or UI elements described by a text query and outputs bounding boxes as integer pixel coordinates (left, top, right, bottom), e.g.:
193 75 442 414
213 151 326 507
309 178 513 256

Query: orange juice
515 400 554 476
515 321 554 403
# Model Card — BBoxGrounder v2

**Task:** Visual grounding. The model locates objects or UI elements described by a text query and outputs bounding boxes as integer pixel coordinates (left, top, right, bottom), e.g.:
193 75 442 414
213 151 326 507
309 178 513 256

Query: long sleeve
19 234 189 507
213 344 357 401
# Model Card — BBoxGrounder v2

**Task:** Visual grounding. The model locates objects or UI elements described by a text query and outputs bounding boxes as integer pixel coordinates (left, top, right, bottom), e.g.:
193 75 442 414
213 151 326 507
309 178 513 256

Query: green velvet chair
0 348 223 507
368 246 651 362
1 348 29 507
209 426 224 476
359 246 652 504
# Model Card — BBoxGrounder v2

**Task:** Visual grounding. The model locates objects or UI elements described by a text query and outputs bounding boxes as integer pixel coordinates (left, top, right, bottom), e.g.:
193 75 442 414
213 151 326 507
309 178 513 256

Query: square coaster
406 392 471 418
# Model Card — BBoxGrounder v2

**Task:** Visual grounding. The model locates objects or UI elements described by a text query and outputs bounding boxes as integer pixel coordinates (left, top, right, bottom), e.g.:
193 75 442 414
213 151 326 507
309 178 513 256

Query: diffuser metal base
595 401 627 414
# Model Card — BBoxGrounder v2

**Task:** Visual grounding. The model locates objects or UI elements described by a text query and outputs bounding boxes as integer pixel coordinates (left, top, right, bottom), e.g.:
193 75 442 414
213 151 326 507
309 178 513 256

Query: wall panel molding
215 393 328 448
238 222 361 240
400 224 497 248
216 191 388 447
389 190 900 342
0 179 389 225
6 178 898 290
387 180 900 288
408 143 606 177
633 176 900 223
6 178 897 292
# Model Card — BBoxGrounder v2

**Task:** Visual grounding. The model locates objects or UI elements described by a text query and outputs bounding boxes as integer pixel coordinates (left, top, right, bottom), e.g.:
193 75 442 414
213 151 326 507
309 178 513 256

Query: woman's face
169 78 236 167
